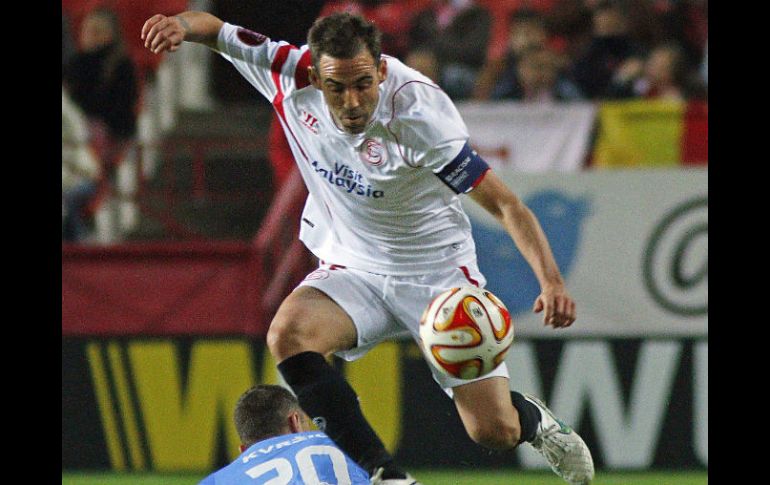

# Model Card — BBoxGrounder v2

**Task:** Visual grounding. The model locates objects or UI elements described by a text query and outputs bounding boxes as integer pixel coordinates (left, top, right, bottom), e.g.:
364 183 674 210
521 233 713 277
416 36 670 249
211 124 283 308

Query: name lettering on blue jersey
436 142 490 194
202 431 370 484
312 161 384 198
242 432 326 464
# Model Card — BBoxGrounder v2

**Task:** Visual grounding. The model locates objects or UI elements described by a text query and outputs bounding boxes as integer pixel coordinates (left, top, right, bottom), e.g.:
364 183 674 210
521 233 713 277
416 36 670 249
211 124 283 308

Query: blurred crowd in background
62 6 139 242
61 0 708 243
315 0 707 102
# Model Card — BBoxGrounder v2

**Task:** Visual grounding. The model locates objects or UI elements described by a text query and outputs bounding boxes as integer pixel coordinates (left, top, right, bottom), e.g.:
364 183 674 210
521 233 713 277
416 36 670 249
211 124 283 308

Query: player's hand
142 14 186 54
532 286 576 329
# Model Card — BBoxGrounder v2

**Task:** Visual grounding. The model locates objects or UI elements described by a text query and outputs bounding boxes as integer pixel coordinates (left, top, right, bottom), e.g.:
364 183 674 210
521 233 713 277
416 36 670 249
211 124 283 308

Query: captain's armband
434 143 490 194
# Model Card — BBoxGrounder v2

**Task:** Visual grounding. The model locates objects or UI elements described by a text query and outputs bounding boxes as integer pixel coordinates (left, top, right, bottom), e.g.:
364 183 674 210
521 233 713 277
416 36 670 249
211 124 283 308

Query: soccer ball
419 286 514 380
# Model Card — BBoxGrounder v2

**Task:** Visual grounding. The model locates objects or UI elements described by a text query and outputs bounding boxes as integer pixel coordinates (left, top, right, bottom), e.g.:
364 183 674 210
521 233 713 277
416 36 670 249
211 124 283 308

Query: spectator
62 87 101 243
570 0 644 98
651 0 708 68
472 0 562 100
608 41 701 100
494 45 583 102
478 9 549 99
407 0 492 99
63 7 139 179
476 0 557 61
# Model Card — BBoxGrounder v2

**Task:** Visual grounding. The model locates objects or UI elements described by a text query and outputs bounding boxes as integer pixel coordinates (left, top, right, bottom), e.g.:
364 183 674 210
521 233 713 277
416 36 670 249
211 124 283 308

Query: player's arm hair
173 11 224 50
468 171 565 290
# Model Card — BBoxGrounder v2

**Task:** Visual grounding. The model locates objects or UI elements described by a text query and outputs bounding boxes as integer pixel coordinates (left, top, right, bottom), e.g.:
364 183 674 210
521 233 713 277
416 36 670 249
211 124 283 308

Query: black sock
277 351 405 479
510 391 542 443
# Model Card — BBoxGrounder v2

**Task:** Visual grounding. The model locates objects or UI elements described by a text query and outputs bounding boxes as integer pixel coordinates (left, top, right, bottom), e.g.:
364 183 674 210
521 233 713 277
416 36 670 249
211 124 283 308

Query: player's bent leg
452 377 594 484
452 376 522 450
268 285 415 484
266 286 358 361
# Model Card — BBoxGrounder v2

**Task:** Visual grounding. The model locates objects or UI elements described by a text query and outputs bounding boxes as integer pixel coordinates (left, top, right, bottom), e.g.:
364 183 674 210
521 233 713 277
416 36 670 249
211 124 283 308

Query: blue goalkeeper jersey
199 431 370 484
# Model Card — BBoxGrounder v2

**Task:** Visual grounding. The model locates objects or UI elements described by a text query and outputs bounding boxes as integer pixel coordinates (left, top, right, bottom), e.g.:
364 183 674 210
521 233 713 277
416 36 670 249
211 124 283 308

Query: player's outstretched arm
468 170 576 329
141 11 224 54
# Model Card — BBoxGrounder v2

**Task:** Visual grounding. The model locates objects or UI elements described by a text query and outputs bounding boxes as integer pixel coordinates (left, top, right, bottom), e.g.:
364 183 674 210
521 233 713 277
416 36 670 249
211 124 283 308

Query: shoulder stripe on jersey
270 43 296 76
270 44 309 162
295 50 312 89
385 80 444 168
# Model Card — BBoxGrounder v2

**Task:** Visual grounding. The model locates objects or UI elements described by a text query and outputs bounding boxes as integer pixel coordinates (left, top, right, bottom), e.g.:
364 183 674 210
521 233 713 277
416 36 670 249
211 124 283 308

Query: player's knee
266 312 312 362
466 418 521 450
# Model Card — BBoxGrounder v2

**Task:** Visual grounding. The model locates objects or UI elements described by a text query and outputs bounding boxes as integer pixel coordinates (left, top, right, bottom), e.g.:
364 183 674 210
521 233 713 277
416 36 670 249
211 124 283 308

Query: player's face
311 49 387 134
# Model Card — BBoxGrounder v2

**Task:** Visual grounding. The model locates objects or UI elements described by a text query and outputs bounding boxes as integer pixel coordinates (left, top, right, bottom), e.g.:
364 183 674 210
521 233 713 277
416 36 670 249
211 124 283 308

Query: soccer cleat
369 467 422 485
524 394 595 485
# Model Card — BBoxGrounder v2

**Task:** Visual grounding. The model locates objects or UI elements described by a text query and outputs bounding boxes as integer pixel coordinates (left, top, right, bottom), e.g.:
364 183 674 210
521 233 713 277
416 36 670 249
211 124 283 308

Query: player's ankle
510 391 542 443
374 460 407 480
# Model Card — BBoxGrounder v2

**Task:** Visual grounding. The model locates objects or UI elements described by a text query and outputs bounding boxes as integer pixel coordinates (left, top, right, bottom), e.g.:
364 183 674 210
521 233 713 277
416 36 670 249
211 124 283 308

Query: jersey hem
303 241 480 276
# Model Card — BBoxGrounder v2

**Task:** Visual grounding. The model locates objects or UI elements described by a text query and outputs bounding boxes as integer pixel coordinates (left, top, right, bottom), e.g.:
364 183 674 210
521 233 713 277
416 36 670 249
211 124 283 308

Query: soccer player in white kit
142 11 595 485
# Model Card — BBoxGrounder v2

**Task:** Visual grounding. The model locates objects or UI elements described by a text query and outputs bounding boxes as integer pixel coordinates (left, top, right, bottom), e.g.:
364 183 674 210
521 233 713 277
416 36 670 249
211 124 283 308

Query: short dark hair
234 385 301 447
307 13 382 69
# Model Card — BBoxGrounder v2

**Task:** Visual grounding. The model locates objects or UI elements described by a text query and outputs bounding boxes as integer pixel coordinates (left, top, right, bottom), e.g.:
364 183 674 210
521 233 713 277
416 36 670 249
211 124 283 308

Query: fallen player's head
234 384 309 449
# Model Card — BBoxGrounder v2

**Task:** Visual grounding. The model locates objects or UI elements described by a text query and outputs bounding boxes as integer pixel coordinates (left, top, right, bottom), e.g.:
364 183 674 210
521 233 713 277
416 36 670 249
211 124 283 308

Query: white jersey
217 23 489 276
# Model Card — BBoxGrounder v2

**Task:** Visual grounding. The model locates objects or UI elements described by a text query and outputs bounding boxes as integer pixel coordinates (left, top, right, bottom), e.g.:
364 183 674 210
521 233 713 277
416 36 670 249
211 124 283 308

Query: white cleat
524 394 595 484
369 467 422 485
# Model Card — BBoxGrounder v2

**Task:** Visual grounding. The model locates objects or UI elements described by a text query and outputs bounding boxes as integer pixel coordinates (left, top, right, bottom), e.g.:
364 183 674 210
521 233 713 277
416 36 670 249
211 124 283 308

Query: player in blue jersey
144 11 594 485
200 385 370 485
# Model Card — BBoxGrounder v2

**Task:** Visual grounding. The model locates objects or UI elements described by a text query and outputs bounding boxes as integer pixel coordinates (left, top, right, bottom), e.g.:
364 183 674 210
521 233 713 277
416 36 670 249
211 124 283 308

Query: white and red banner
456 101 597 172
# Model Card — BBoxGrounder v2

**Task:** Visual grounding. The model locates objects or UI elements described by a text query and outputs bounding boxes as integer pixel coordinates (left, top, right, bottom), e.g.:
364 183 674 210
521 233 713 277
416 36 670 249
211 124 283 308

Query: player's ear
239 444 247 453
309 65 321 89
288 411 305 433
378 57 388 83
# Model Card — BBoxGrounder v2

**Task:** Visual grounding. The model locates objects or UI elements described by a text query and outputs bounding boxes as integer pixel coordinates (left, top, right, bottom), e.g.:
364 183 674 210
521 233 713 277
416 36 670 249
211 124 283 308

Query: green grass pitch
62 470 708 485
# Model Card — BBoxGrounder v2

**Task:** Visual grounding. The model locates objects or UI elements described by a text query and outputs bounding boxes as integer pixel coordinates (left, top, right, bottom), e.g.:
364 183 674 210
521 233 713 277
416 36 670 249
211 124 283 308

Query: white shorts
296 260 510 395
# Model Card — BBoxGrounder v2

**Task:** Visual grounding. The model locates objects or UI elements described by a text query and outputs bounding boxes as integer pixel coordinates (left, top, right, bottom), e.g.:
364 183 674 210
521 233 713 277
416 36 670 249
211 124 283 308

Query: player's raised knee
266 308 312 362
465 418 521 450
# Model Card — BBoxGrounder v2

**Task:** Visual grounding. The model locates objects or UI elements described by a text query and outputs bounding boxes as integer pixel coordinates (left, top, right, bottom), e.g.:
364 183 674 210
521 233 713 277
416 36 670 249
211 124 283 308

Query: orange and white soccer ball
419 286 514 380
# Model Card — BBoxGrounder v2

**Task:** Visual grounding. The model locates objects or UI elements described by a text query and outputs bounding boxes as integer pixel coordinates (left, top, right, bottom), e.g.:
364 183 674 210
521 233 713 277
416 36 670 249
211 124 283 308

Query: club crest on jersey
360 138 386 166
236 28 267 46
300 110 320 134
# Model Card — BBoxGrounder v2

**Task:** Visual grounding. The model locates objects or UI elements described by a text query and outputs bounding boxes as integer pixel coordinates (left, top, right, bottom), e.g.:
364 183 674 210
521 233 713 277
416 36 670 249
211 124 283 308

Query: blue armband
435 143 490 194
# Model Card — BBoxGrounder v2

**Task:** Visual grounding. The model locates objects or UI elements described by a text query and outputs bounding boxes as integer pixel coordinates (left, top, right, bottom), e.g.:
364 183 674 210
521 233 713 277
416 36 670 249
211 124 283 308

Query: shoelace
533 424 571 468
535 427 594 484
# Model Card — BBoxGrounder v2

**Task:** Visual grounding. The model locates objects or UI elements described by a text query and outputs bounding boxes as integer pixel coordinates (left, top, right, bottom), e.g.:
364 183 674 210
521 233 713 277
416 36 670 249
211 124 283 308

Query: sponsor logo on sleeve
236 28 267 46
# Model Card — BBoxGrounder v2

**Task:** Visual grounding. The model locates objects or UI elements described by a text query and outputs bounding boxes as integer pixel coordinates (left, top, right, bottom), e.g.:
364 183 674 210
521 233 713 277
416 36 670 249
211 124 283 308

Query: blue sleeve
198 475 216 485
434 142 490 194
